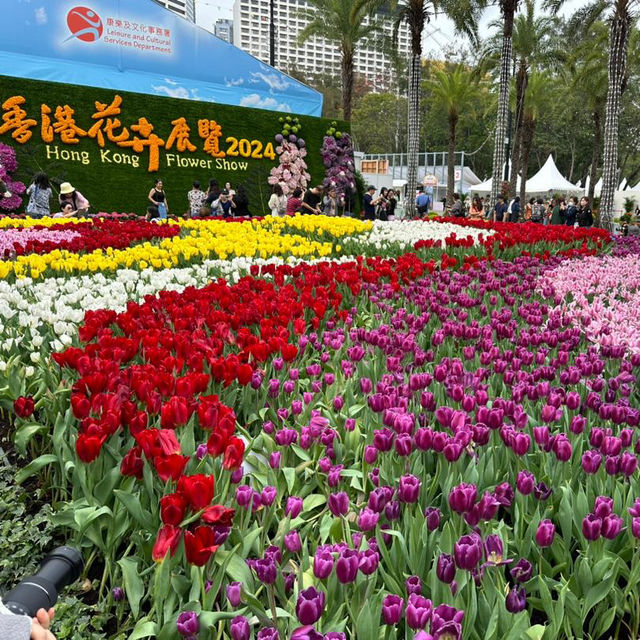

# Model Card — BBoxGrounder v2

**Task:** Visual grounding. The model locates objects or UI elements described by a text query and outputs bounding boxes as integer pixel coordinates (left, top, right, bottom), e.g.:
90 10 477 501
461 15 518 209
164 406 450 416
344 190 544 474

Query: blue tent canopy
0 0 323 116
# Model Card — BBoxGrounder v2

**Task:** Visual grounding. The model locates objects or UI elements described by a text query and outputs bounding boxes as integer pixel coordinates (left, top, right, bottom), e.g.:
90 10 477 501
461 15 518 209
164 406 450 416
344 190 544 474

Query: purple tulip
177 611 199 638
425 507 441 531
328 492 349 517
336 549 359 583
436 553 456 584
226 582 243 607
505 587 527 613
602 514 623 539
516 470 535 495
296 587 326 625
261 486 277 507
620 452 638 477
535 519 555 547
593 496 613 518
582 450 603 474
398 474 421 503
357 508 379 531
484 534 510 565
364 445 378 464
313 550 334 579
454 533 482 570
448 483 477 514
358 548 379 575
405 575 422 595
406 594 433 630
632 518 640 539
582 514 602 541
253 558 277 584
431 604 464 639
285 530 302 553
381 594 404 625
534 482 553 501
333 396 344 411
291 626 323 640
510 558 532 583
257 628 279 640
112 586 124 601
195 443 208 460
230 616 250 640
323 634 346 640
269 451 281 469
285 496 304 519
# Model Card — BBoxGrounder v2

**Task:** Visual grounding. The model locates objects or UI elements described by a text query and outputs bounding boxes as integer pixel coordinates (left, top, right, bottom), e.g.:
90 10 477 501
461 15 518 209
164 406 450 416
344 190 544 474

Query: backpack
531 204 544 222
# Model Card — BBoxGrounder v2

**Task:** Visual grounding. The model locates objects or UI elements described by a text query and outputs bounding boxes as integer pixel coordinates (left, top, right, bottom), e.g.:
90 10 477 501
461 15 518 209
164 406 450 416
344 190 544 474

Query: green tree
429 65 478 204
351 93 408 153
392 0 480 216
297 0 384 121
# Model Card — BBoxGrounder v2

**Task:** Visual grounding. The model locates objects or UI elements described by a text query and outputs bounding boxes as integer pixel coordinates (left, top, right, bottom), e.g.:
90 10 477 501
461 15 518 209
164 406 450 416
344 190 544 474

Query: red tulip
160 493 188 526
223 437 245 470
76 433 105 463
120 446 144 479
184 525 219 566
13 396 35 418
152 524 182 561
201 504 235 526
154 454 189 483
177 474 215 511
70 394 91 419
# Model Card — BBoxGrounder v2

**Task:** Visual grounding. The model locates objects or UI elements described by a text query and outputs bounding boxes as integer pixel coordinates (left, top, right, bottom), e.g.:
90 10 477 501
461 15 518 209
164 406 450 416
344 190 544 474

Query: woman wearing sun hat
58 182 90 216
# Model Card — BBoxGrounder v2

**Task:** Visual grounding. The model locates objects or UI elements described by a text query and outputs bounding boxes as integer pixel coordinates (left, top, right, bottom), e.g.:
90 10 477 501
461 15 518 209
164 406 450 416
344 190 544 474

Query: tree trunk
509 64 527 199
600 6 631 228
490 2 516 207
447 114 457 207
406 53 422 217
588 109 601 202
341 44 355 121
519 117 534 207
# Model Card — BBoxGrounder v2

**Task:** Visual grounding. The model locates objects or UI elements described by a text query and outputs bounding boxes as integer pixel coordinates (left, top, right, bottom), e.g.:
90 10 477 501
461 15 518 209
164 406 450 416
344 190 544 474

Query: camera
2 547 83 617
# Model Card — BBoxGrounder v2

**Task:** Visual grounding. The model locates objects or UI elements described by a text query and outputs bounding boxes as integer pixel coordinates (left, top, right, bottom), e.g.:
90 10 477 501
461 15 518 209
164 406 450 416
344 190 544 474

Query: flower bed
4 217 638 640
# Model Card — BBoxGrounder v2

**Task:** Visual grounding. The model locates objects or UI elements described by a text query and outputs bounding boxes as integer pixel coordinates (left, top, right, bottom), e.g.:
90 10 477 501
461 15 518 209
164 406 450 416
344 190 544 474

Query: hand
31 608 55 640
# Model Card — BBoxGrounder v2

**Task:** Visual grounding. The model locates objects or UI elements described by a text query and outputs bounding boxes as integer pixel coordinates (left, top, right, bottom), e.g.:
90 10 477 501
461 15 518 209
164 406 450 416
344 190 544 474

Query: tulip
257 628 279 640
582 450 602 474
357 508 379 531
582 514 602 541
620 452 638 477
424 507 441 531
405 575 422 596
253 558 277 584
230 616 250 640
448 483 477 514
176 611 199 638
516 470 535 495
226 582 243 607
632 518 640 539
535 519 555 547
364 445 378 464
436 553 456 584
484 534 510 565
602 514 623 539
398 474 421 503
431 604 464 640
112 586 124 601
510 558 532 583
381 594 404 625
261 486 277 506
152 524 182 561
335 549 359 583
13 396 35 418
454 533 482 570
313 550 334 579
533 482 552 501
358 549 379 575
296 586 326 625
160 493 187 526
285 530 302 553
505 587 527 613
593 496 613 519
285 496 303 519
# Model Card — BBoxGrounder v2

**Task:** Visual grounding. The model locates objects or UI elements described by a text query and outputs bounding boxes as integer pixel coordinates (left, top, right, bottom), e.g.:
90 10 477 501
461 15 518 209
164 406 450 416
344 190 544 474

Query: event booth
0 0 355 214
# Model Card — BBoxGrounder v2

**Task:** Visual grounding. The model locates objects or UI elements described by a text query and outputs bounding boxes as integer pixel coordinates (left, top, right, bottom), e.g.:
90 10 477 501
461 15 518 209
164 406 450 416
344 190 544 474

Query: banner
0 76 343 214
0 0 322 116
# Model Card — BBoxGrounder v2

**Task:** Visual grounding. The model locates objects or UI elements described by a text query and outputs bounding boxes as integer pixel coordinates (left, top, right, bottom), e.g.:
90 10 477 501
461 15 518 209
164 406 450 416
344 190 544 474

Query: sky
194 0 584 61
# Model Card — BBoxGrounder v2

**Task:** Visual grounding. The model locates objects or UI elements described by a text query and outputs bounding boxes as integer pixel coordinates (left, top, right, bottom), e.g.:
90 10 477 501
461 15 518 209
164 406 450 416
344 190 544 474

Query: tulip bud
226 582 243 607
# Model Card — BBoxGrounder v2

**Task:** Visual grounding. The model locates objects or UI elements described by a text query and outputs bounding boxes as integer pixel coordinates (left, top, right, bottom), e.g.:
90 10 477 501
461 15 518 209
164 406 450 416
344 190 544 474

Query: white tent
632 181 640 191
524 155 581 194
472 175 521 194
594 178 603 196
618 178 628 191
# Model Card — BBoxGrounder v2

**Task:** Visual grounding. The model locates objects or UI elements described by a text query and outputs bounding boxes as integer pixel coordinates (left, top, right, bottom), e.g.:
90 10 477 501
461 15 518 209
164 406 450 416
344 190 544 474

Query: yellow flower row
0 216 87 228
0 215 366 281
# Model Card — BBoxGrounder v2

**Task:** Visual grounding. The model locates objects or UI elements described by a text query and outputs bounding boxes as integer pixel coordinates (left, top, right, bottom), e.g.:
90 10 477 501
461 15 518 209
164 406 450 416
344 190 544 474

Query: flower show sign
0 75 341 214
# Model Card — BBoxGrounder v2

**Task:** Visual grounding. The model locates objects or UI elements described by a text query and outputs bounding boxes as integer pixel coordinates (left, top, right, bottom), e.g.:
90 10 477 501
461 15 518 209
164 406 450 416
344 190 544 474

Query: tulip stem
267 584 278 628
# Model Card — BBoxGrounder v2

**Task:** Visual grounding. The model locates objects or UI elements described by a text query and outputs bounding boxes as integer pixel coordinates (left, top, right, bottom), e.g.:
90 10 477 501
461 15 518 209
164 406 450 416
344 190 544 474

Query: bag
531 204 544 222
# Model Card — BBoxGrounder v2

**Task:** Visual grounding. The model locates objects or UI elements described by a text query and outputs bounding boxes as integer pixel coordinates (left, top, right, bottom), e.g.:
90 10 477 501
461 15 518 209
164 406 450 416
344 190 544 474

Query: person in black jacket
565 197 578 226
577 196 593 227
233 185 250 217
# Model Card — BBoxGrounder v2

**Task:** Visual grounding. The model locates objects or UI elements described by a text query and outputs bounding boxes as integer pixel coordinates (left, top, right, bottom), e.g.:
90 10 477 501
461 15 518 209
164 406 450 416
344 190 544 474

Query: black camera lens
3 546 84 617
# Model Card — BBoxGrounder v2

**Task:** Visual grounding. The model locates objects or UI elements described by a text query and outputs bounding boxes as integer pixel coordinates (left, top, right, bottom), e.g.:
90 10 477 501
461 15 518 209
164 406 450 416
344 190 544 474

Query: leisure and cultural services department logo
65 6 103 42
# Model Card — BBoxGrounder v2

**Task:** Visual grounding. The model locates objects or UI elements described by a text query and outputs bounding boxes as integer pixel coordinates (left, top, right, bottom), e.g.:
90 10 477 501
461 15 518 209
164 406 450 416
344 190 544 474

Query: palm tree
489 0 521 207
392 0 480 217
297 0 384 121
517 72 549 205
430 65 478 205
545 0 639 228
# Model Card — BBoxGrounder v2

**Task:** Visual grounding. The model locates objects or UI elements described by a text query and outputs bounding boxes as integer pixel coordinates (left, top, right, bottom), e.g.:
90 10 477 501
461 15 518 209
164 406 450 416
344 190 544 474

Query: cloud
225 77 245 87
164 78 179 86
152 84 190 99
249 72 290 92
240 94 291 113
35 7 47 25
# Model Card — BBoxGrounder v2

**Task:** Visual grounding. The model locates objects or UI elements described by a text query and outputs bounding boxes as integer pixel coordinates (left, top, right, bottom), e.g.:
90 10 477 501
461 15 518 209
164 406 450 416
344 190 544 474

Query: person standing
187 181 206 217
286 188 303 215
205 179 220 209
577 196 593 227
59 182 90 216
450 193 464 217
301 185 323 215
148 179 168 219
363 185 378 220
493 195 508 222
509 196 521 222
233 185 250 217
565 197 578 226
550 199 563 225
388 190 398 218
531 198 545 223
25 172 52 218
469 196 485 221
322 187 338 216
415 188 430 217
376 187 390 220
268 184 287 216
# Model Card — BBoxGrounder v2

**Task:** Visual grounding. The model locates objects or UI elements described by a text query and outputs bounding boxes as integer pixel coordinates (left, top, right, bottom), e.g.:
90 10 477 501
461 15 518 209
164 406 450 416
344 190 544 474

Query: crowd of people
447 193 595 227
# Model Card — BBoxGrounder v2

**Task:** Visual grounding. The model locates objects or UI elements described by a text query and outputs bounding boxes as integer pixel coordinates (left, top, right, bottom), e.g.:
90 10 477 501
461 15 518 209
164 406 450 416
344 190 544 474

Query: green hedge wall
0 75 348 214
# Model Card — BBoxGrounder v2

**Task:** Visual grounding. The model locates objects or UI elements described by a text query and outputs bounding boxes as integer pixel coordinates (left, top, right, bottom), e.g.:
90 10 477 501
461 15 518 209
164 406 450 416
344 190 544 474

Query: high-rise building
214 18 234 44
153 0 196 22
232 0 410 90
